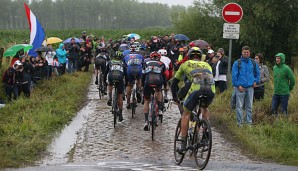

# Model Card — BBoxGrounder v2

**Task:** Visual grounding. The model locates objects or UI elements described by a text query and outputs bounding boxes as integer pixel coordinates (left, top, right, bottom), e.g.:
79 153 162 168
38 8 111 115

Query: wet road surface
18 78 297 170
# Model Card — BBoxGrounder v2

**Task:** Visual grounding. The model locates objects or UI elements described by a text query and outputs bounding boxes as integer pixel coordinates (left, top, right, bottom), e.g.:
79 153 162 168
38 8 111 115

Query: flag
24 3 46 57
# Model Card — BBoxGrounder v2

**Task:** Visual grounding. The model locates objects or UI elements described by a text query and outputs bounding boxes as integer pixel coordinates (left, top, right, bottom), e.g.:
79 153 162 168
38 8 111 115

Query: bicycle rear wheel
194 119 212 170
98 74 102 99
131 90 136 118
150 97 156 141
174 118 185 164
113 88 118 128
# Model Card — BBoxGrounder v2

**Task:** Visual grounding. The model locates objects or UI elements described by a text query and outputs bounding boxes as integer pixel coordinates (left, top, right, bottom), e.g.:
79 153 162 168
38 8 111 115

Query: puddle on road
40 87 97 165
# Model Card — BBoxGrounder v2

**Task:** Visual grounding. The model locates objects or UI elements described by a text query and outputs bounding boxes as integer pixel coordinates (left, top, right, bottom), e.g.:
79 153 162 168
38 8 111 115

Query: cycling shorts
108 71 124 94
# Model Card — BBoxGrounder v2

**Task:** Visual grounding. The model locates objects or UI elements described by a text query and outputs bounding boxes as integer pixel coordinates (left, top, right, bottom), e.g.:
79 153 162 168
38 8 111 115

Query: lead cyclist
171 47 215 154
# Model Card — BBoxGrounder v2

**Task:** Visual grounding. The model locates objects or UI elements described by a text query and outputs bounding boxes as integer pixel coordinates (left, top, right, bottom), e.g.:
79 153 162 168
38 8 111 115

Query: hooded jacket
56 43 67 64
273 53 295 95
232 56 260 88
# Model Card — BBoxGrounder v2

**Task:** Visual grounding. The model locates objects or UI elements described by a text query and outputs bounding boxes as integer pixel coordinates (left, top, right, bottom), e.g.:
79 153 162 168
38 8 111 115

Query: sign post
222 3 243 87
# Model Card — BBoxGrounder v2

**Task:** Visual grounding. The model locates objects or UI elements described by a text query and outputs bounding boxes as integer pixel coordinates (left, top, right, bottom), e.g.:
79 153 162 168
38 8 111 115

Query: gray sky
138 0 194 7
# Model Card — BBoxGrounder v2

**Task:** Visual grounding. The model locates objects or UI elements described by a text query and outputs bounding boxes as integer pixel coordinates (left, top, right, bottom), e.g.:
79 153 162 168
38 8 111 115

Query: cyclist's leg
126 81 133 109
94 63 99 85
155 87 163 115
107 74 113 106
136 73 142 103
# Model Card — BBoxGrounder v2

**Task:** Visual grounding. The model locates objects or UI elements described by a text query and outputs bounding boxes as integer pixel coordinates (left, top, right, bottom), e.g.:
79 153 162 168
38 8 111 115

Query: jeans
236 86 254 125
271 94 289 116
4 84 18 102
68 58 77 73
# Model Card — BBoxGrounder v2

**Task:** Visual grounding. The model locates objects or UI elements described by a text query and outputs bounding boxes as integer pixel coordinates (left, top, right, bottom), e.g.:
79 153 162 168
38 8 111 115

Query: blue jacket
232 56 260 88
56 43 67 64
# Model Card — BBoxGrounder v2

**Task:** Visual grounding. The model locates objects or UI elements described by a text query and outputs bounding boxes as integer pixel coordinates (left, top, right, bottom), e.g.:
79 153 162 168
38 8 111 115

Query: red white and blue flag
24 3 45 57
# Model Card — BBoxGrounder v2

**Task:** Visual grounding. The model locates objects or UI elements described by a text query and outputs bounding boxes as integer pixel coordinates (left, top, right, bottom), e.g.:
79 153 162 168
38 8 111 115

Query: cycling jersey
174 60 215 111
123 53 144 83
106 60 126 94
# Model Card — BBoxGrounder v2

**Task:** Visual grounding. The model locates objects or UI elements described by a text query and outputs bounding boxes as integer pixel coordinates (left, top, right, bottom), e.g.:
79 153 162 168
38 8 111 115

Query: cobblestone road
71 80 261 165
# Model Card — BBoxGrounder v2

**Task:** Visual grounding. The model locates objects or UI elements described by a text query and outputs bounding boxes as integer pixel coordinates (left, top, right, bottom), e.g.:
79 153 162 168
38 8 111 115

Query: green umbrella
3 44 33 57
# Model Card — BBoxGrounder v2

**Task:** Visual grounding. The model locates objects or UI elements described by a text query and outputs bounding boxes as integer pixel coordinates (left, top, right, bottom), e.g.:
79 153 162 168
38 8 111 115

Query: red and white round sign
222 3 243 23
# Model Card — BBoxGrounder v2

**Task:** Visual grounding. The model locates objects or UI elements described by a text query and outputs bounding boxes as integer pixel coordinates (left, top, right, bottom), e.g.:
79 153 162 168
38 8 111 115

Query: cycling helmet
149 51 161 60
129 44 137 52
158 49 167 56
114 51 123 59
188 47 202 59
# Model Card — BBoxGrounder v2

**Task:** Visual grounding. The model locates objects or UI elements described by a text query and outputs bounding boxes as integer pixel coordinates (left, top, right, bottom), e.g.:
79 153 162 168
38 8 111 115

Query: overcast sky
138 0 194 7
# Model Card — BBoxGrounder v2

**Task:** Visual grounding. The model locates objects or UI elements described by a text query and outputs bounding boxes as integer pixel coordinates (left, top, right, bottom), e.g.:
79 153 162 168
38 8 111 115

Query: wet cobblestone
71 80 261 164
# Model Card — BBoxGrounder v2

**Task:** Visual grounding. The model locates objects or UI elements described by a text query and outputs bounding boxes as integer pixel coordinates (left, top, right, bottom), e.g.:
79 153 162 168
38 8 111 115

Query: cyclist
105 51 126 122
142 51 167 131
94 48 108 94
123 44 144 109
158 49 173 103
171 47 215 153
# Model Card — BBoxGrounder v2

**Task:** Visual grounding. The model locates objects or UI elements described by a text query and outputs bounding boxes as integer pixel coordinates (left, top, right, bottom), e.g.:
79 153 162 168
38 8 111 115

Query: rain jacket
232 56 260 88
56 43 67 64
273 53 295 95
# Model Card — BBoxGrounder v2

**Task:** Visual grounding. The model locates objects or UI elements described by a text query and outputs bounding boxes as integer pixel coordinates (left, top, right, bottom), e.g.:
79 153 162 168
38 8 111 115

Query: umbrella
3 44 33 57
63 37 83 43
43 37 63 45
192 40 209 49
127 33 141 40
174 34 190 41
35 46 53 52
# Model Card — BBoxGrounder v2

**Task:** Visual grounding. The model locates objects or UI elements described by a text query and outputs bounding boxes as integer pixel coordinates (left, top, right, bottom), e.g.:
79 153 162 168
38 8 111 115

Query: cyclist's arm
171 64 185 100
104 62 110 80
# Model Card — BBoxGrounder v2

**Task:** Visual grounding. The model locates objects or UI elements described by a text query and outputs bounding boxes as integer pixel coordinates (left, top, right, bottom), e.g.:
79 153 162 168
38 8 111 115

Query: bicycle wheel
98 74 102 99
193 119 212 170
150 97 155 141
174 118 185 164
131 89 136 118
113 88 118 128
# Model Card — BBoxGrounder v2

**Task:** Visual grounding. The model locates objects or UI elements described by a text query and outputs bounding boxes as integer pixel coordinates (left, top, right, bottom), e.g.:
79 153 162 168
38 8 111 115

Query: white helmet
158 49 167 56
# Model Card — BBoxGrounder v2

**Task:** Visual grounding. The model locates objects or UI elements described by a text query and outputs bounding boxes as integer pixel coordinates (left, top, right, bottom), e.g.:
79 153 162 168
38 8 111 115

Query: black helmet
114 51 123 59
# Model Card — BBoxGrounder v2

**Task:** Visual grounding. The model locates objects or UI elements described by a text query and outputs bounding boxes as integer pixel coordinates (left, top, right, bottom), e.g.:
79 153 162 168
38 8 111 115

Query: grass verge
0 71 92 168
210 84 298 165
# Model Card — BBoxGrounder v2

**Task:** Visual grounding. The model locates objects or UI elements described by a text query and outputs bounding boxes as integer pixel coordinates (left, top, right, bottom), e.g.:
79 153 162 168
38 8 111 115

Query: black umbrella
35 46 53 52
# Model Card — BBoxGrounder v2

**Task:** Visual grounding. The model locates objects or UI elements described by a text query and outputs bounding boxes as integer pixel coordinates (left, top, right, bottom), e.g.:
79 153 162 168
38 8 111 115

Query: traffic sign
223 23 240 39
222 3 243 23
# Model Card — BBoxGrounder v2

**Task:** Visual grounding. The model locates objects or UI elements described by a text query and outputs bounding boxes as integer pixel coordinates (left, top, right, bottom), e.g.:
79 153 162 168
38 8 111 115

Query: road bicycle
111 81 120 128
130 74 139 118
173 95 212 170
148 85 163 141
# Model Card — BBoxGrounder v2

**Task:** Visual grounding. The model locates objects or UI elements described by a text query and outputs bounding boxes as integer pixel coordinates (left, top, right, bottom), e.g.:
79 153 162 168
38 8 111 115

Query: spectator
56 43 68 75
45 44 56 78
232 46 260 127
212 51 228 93
271 53 295 117
206 49 215 66
80 31 87 41
254 53 270 100
2 60 21 101
67 38 80 73
18 56 34 97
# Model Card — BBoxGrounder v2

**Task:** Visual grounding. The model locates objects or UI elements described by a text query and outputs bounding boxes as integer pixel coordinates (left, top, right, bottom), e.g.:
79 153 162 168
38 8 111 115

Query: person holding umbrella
67 38 80 73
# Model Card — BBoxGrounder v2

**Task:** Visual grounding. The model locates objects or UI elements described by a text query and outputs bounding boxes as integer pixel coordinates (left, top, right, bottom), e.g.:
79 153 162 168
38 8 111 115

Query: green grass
0 71 92 168
210 74 298 165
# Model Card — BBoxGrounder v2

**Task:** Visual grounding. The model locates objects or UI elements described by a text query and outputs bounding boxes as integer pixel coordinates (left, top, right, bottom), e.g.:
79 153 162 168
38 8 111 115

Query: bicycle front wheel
194 119 212 170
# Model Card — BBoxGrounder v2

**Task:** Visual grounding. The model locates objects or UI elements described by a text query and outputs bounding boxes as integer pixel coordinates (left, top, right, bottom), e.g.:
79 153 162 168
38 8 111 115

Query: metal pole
227 39 233 88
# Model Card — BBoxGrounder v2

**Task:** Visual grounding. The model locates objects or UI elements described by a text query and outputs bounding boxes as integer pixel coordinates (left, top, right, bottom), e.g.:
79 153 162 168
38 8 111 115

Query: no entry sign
222 3 243 23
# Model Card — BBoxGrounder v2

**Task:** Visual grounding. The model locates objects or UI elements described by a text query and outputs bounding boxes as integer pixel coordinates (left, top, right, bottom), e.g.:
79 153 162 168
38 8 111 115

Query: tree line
0 0 185 30
171 0 298 65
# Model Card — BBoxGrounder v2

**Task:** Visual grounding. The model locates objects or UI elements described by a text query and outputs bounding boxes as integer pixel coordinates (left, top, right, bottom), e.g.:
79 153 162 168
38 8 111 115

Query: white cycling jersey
160 56 171 70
